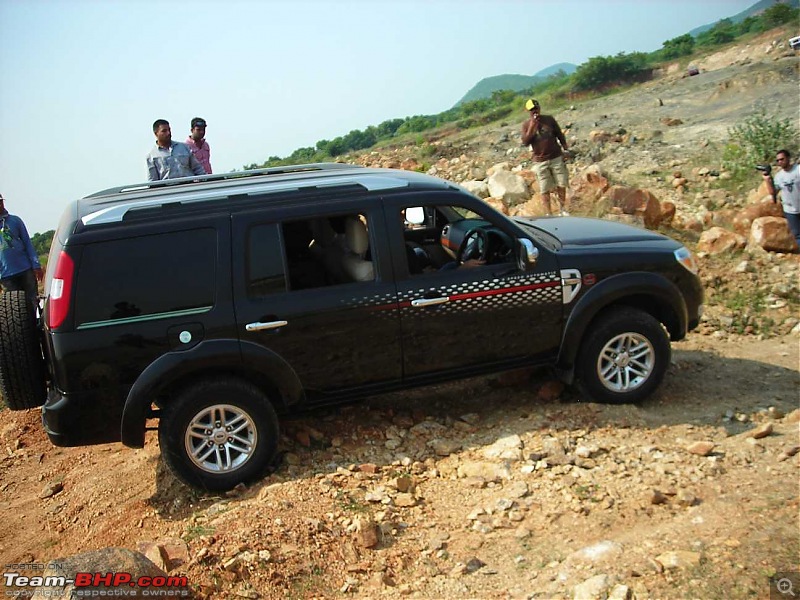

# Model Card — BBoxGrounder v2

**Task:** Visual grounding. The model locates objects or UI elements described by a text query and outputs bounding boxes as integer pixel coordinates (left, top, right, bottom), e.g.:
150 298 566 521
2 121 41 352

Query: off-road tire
0 291 47 410
576 307 670 404
159 378 279 491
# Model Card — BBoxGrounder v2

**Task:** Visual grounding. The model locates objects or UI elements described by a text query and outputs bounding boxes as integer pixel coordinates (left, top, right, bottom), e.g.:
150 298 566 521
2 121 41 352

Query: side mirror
516 238 538 271
405 206 425 225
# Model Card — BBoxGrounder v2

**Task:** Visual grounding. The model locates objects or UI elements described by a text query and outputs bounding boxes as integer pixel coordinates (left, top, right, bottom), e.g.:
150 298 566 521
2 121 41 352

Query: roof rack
80 171 428 227
84 162 361 198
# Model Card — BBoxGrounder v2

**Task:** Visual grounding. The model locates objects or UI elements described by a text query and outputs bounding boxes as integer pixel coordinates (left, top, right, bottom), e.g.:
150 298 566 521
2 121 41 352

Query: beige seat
341 217 374 282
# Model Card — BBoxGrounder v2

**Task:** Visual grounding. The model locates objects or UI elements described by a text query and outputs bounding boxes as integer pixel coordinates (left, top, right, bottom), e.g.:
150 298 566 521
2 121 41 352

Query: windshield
514 218 561 251
451 206 482 220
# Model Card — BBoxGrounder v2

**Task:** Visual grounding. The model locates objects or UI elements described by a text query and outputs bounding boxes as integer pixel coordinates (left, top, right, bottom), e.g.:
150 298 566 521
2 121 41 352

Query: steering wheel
456 228 489 264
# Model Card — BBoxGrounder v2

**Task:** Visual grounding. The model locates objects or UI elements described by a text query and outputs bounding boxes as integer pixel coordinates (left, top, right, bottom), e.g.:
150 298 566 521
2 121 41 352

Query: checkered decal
399 271 561 316
340 271 562 319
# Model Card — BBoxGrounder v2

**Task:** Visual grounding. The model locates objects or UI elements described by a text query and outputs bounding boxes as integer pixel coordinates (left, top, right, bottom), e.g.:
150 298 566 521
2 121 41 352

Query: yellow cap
525 99 540 111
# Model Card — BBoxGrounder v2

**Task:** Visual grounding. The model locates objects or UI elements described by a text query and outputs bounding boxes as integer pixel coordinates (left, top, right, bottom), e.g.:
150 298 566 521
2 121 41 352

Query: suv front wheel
159 378 279 490
576 307 670 404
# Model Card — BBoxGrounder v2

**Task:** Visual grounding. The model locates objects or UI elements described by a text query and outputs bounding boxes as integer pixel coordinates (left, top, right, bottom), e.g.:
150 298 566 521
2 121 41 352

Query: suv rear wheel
0 291 47 410
577 307 670 404
159 378 279 490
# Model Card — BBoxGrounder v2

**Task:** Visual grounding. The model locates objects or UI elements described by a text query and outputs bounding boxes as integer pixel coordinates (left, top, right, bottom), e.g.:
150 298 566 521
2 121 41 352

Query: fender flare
120 339 304 448
557 272 688 370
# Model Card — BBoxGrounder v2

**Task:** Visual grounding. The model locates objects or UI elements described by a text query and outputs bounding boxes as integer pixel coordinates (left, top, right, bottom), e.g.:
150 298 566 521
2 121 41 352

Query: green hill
455 63 577 106
689 0 798 35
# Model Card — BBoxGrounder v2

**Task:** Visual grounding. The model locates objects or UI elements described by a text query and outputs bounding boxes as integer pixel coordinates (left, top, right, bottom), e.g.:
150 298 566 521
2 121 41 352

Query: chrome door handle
245 320 288 332
411 297 449 307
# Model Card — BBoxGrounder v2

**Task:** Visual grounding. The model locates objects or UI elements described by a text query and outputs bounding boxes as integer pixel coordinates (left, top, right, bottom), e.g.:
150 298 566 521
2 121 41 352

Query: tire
576 307 670 404
159 378 279 491
0 291 47 410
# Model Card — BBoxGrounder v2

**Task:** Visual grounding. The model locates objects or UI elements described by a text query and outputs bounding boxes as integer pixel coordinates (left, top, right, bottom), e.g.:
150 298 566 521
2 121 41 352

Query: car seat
341 217 374 282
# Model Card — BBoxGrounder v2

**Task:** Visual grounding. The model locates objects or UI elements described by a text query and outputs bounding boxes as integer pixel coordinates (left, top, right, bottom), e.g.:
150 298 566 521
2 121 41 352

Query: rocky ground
1 29 799 600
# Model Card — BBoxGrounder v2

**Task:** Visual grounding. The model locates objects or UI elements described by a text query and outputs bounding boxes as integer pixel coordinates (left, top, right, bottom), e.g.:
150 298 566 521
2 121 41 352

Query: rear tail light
48 251 74 329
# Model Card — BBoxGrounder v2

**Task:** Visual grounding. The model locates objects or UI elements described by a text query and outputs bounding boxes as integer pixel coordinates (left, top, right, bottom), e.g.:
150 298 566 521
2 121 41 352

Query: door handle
411 297 449 307
245 320 288 332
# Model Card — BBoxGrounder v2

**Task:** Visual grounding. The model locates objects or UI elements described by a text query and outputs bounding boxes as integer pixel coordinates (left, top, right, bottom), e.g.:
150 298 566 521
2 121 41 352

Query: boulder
570 165 610 201
660 201 676 226
732 200 784 234
697 227 746 254
34 548 184 599
749 216 798 253
604 186 663 229
482 197 509 215
487 170 529 205
486 162 511 176
461 180 490 198
509 196 549 217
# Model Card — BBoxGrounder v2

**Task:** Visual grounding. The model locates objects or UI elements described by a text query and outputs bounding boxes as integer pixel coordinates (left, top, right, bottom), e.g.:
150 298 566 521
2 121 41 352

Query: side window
74 228 216 328
247 223 287 298
400 204 514 275
279 212 375 291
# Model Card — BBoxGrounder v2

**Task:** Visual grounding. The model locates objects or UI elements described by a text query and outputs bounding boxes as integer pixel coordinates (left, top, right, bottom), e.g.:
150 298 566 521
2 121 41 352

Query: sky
0 0 757 235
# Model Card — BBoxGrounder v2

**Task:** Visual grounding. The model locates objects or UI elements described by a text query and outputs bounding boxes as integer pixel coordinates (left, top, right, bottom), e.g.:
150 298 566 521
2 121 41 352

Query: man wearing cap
0 194 43 316
146 119 207 181
186 117 212 174
521 99 570 216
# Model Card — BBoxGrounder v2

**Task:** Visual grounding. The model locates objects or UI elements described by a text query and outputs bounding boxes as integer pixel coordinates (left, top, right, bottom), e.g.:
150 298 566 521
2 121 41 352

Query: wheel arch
557 272 687 375
120 339 304 448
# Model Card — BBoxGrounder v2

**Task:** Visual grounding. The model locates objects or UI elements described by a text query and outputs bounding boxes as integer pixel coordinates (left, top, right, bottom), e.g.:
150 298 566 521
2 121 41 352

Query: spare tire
0 290 47 410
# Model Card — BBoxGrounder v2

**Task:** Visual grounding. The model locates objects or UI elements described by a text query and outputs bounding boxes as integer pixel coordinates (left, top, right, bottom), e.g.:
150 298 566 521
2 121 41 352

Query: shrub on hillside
660 34 695 60
571 52 651 91
722 111 799 177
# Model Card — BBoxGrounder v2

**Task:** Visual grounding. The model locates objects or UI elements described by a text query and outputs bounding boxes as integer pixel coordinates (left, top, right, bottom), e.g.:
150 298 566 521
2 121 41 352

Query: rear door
232 198 402 399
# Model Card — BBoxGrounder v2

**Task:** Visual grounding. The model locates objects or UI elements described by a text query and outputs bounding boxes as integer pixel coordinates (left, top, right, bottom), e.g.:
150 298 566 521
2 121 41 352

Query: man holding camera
521 98 570 216
762 149 800 246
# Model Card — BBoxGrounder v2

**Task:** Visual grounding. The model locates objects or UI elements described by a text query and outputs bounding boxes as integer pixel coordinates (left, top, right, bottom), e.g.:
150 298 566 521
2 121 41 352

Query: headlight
674 246 698 274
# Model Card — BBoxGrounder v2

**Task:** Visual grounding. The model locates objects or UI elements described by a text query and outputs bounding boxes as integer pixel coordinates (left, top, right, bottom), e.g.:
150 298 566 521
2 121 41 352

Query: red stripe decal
449 281 559 301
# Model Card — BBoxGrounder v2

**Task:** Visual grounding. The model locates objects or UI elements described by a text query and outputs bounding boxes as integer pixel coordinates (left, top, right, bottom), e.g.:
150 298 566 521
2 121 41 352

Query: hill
454 62 577 106
689 0 799 36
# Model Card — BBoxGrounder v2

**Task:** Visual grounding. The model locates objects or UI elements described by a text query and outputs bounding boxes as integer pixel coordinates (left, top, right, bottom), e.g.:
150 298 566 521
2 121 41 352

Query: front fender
120 339 304 447
557 272 688 370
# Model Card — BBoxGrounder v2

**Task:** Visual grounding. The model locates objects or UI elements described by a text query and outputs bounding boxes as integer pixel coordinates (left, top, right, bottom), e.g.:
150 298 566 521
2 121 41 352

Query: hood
514 216 671 246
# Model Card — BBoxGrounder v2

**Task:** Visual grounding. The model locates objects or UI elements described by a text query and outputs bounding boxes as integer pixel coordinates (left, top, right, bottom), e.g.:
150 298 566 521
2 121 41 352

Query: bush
722 111 799 176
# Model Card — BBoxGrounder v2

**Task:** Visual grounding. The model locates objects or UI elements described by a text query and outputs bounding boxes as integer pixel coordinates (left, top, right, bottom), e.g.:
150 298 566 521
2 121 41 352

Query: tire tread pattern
0 291 47 410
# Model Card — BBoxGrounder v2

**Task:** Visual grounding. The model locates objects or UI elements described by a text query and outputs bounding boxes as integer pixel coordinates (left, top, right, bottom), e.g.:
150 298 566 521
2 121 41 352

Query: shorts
532 155 568 194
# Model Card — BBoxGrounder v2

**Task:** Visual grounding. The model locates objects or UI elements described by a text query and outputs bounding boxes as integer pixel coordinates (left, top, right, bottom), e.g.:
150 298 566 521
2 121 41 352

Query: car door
232 198 402 399
383 192 563 378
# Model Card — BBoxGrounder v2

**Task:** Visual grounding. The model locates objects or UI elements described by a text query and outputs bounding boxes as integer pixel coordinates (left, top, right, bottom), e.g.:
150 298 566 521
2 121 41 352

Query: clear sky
0 0 756 235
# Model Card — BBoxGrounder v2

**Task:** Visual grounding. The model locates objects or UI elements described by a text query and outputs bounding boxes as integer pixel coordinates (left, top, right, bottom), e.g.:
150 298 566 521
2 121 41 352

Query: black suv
0 164 703 490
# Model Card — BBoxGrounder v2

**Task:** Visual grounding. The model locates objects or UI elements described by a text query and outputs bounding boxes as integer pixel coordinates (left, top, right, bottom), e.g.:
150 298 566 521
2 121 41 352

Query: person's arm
189 151 207 176
146 156 158 182
17 218 43 280
763 173 777 203
521 116 538 146
553 119 568 150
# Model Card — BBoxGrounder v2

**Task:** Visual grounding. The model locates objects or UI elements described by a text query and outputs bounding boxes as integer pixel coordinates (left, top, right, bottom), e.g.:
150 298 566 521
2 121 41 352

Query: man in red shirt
521 99 569 215
186 117 212 174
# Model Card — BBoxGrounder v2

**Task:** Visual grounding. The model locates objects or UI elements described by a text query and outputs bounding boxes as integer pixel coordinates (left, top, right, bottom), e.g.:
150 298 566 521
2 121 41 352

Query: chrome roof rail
80 173 415 227
84 163 361 199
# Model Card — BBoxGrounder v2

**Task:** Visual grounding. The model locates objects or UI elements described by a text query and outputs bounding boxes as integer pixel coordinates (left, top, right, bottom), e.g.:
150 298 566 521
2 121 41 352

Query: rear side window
74 228 216 328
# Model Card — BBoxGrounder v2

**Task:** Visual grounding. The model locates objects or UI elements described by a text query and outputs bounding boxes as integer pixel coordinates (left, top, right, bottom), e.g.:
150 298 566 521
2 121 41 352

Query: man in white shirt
764 149 800 246
146 119 207 181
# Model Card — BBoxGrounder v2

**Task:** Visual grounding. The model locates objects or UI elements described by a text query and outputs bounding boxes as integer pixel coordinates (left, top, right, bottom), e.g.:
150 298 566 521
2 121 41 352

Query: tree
661 34 695 59
696 19 736 46
761 2 799 28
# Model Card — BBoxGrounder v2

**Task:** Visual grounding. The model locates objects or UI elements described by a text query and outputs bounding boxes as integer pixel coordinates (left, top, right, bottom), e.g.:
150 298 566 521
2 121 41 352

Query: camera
755 164 772 176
